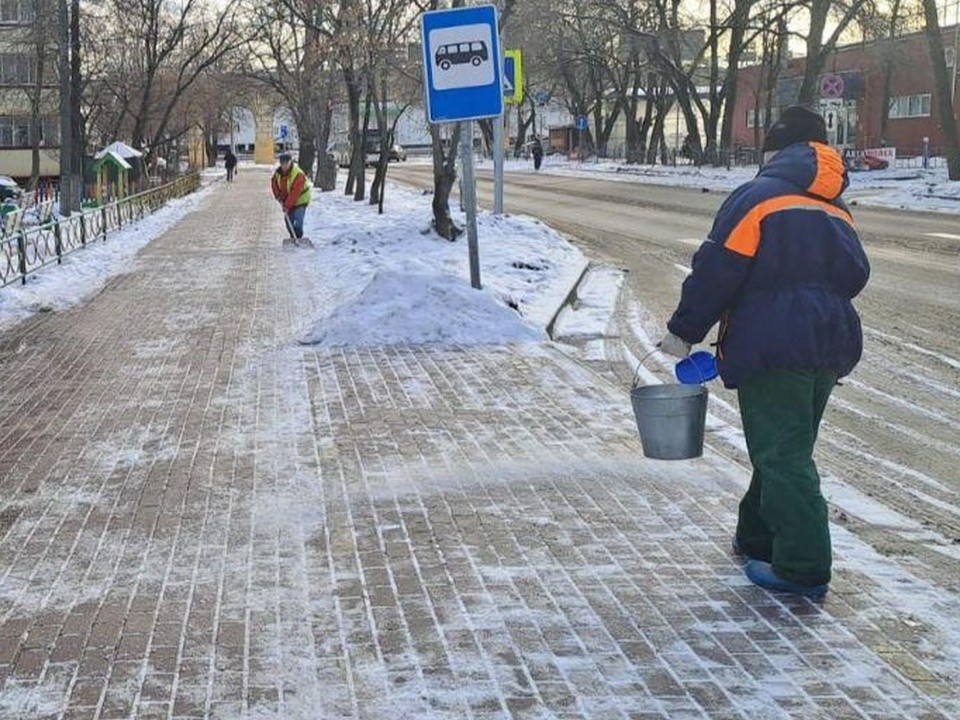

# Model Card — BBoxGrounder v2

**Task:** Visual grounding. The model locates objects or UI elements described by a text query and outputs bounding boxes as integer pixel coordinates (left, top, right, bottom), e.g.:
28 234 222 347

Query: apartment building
0 0 59 181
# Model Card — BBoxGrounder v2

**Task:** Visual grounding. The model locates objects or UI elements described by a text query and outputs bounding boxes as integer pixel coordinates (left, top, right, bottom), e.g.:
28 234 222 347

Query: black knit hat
278 152 292 163
762 105 828 153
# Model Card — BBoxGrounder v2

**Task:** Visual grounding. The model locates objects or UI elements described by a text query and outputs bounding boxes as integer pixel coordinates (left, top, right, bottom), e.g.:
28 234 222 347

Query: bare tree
23 0 56 190
362 0 425 210
243 0 337 179
91 0 245 163
920 0 960 180
796 0 869 104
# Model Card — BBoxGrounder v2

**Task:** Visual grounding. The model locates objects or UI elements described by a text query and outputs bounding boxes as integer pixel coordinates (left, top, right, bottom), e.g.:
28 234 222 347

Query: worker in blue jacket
659 105 870 600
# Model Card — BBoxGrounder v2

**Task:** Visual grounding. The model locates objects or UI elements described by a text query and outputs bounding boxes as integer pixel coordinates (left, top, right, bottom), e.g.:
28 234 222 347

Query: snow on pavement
1 170 958 718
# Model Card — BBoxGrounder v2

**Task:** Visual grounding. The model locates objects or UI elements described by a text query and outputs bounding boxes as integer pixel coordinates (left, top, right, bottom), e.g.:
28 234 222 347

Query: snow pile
303 268 541 347
295 183 587 348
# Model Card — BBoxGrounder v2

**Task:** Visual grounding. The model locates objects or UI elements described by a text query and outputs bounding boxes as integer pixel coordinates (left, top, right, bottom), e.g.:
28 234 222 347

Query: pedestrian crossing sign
503 49 523 105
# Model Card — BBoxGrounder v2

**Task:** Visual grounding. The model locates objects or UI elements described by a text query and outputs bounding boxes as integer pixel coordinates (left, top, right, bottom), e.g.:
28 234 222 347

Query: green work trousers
735 368 837 587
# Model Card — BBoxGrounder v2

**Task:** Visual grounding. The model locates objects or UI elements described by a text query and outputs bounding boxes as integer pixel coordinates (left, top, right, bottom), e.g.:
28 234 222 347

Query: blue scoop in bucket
675 351 718 384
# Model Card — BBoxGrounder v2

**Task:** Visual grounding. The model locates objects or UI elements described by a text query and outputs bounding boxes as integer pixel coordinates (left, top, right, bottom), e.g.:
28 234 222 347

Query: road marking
925 232 960 241
676 238 702 247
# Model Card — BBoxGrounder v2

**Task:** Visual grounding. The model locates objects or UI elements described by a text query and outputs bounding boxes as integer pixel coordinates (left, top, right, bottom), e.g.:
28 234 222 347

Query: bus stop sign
421 5 504 123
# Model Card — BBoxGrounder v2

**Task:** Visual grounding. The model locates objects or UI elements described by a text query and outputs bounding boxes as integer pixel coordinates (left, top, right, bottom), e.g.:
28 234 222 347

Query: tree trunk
430 124 461 240
513 109 533 157
879 0 903 145
298 136 316 179
478 118 494 157
369 74 388 208
705 0 719 164
353 90 372 202
204 129 217 167
58 0 72 216
638 73 660 164
719 0 753 155
624 105 641 164
646 98 670 165
314 97 335 189
674 89 703 164
343 68 361 196
797 0 829 104
798 0 867 104
921 0 960 180
70 0 82 202
29 31 45 191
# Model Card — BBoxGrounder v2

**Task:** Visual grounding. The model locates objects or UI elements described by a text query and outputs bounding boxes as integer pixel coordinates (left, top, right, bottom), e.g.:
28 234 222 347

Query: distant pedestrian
658 105 870 601
224 149 237 182
271 152 312 240
531 136 544 171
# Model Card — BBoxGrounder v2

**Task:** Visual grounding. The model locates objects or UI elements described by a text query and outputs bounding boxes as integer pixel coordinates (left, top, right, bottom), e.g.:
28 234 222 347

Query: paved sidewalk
0 169 958 720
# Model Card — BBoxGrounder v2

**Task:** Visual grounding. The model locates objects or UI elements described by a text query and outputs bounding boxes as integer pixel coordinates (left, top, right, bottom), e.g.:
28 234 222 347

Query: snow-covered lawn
294 183 587 347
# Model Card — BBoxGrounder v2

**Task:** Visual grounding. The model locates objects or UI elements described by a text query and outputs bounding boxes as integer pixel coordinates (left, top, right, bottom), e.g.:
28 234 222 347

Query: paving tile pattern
0 170 957 719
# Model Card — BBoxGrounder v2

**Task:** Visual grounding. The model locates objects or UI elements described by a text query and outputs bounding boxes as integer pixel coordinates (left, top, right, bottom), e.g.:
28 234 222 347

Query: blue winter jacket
667 142 870 388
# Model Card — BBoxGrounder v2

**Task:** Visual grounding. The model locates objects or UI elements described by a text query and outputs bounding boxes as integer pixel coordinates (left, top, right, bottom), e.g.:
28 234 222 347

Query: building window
41 116 57 145
746 107 778 129
0 54 36 85
889 94 932 119
0 0 34 23
0 116 58 147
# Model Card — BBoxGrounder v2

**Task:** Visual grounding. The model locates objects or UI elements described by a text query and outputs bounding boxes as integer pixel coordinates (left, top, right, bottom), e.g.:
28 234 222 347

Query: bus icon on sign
435 41 488 70
428 23 496 91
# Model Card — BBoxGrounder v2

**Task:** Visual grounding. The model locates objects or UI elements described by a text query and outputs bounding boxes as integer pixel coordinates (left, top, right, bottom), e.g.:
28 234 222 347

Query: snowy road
392 165 960 590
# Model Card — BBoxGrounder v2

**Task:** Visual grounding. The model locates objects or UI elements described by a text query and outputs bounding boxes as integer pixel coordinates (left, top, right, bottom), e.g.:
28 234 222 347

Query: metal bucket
630 383 708 460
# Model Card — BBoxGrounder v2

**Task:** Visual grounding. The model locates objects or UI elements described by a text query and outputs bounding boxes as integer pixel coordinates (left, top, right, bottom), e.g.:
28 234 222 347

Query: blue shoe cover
745 559 828 600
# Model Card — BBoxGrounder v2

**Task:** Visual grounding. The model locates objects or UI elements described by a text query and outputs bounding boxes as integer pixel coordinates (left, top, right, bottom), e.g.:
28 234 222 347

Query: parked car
843 148 890 172
328 140 407 167
328 142 352 168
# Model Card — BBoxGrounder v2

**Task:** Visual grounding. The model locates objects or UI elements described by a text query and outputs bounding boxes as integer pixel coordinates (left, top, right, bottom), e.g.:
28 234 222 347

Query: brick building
731 25 960 156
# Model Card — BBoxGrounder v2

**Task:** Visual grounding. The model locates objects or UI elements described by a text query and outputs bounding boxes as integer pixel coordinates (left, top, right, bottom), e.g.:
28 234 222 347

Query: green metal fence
0 173 200 288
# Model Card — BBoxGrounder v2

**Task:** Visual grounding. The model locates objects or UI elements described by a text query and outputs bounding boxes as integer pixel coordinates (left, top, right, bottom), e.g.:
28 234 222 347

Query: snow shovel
282 208 313 248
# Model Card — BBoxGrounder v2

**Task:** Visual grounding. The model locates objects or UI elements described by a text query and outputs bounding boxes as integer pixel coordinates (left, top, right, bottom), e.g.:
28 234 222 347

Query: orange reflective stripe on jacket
723 194 855 258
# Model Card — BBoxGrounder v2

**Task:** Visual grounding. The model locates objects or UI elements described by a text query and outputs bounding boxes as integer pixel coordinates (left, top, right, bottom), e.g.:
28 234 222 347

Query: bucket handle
632 347 712 388
631 349 658 388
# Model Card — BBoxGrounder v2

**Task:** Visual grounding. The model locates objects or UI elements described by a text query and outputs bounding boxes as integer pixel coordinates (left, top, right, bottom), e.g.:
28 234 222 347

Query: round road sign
821 74 844 99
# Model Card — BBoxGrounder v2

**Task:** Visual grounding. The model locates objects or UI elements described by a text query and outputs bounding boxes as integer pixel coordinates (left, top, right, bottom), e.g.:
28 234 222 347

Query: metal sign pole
493 0 505 215
460 120 481 289
493 110 504 214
